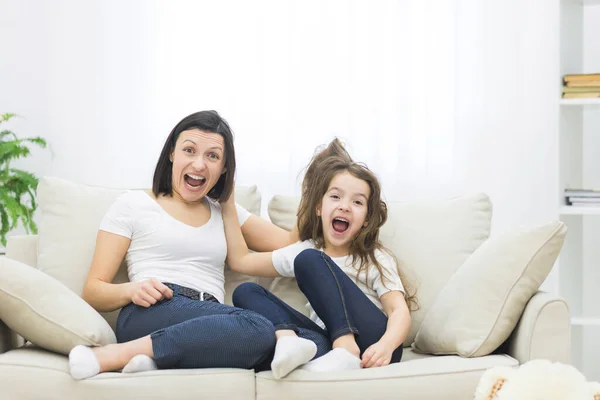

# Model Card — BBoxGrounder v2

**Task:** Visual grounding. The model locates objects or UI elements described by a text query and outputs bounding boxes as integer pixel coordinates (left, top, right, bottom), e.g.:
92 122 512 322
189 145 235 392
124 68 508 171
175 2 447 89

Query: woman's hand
360 340 395 368
128 279 173 308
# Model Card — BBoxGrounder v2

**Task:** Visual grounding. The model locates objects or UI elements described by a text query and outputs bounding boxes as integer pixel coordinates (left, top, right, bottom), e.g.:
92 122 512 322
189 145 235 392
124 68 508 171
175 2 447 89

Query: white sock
300 348 361 373
122 354 158 373
271 336 317 379
69 345 100 380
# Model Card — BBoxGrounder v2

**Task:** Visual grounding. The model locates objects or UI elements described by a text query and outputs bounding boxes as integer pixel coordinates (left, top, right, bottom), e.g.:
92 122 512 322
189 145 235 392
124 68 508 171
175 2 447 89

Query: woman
69 110 296 379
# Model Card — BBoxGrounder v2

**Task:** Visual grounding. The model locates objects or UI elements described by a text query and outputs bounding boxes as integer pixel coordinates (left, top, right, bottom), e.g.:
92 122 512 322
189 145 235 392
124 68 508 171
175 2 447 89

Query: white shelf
560 205 600 215
572 317 600 326
560 98 600 106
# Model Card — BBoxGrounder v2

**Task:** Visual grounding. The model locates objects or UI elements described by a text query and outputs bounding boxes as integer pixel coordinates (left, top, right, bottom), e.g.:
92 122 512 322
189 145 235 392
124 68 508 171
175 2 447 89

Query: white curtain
2 0 458 211
147 0 457 206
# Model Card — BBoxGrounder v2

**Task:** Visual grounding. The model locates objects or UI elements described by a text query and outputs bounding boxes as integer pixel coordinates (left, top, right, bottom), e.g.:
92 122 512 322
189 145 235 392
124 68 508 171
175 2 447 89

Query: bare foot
92 344 129 373
275 329 298 340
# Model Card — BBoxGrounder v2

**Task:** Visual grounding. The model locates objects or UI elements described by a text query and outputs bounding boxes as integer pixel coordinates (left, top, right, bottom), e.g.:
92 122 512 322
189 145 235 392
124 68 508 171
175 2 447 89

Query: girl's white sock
300 348 361 373
69 345 100 380
271 336 317 379
122 354 158 373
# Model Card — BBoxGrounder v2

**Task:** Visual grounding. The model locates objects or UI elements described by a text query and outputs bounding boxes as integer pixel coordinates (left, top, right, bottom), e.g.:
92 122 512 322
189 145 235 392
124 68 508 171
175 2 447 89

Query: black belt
164 283 219 303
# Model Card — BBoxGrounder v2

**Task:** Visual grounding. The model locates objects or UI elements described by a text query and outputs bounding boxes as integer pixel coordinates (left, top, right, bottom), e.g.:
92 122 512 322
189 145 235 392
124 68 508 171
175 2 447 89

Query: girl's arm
241 215 299 252
360 291 411 368
222 197 282 277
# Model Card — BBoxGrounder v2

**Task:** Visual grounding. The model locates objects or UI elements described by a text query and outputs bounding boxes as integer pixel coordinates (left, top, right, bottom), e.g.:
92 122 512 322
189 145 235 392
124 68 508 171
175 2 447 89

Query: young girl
222 139 416 379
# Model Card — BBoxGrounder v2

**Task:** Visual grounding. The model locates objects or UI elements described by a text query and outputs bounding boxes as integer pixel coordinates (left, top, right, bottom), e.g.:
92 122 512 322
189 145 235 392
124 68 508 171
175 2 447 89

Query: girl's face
170 129 226 204
317 171 370 256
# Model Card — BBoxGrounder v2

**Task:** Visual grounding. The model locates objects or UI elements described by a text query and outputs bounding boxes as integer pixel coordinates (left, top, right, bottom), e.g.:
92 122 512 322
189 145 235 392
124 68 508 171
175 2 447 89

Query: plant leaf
0 130 17 141
0 113 17 124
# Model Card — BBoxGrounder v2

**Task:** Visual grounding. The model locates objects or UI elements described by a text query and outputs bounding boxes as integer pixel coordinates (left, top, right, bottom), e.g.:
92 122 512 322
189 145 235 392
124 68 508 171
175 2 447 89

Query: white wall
1 0 561 248
581 3 600 381
455 0 560 234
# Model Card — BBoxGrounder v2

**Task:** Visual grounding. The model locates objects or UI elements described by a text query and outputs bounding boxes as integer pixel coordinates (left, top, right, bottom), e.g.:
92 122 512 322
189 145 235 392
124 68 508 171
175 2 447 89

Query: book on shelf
566 80 600 88
568 202 600 208
564 189 600 197
565 189 600 206
563 86 600 93
567 197 600 203
564 73 600 82
562 92 600 99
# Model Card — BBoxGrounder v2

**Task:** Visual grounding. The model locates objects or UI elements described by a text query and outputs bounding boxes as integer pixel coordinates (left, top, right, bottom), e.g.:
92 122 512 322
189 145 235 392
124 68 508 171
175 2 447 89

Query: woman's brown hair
297 139 418 311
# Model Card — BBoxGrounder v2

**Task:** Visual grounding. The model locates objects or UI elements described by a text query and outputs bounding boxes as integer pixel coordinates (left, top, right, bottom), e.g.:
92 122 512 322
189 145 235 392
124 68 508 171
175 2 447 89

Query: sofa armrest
6 235 38 268
504 290 571 364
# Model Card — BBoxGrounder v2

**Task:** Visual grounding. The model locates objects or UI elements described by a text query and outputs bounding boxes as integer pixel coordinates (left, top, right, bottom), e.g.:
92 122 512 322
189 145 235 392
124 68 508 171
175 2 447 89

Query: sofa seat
255 349 518 400
0 346 256 400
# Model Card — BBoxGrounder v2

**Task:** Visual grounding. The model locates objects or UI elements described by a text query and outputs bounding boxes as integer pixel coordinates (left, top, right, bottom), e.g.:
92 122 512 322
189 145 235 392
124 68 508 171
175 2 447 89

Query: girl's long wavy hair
297 139 418 311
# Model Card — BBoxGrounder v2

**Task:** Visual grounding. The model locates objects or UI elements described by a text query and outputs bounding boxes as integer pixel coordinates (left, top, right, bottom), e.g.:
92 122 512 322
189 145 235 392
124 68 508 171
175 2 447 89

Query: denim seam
320 252 358 336
330 327 357 342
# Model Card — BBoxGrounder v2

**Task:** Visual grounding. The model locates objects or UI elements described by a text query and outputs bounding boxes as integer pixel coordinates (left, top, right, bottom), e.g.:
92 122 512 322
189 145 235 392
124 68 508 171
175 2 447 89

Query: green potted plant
0 113 47 247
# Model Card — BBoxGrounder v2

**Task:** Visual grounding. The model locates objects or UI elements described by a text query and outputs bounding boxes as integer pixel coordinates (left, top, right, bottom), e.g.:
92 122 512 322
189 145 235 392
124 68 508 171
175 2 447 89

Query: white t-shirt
99 191 250 304
272 240 405 329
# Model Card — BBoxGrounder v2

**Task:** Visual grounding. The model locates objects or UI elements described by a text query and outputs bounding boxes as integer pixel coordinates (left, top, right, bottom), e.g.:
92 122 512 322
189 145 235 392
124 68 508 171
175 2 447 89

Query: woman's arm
223 199 282 277
82 231 172 312
241 215 299 252
361 291 411 368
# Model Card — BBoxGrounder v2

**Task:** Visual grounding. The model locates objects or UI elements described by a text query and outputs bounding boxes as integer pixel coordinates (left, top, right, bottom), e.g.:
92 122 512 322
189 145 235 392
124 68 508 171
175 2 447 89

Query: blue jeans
232 249 403 365
116 283 276 369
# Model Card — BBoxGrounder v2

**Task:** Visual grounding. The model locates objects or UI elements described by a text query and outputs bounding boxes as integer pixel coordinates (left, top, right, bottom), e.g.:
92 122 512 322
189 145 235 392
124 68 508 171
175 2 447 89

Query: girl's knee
293 248 322 277
232 282 263 307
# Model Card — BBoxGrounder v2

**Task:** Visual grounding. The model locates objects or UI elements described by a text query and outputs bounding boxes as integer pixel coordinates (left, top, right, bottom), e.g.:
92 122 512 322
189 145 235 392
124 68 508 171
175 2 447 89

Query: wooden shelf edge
560 98 600 106
560 206 600 215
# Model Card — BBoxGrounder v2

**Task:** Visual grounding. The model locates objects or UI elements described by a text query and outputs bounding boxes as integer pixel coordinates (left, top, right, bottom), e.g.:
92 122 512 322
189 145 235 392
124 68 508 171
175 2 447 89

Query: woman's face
170 129 226 204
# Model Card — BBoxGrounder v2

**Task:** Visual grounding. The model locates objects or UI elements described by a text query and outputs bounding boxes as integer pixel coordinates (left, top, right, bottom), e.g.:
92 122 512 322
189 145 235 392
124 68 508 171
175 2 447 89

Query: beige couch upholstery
0 177 571 400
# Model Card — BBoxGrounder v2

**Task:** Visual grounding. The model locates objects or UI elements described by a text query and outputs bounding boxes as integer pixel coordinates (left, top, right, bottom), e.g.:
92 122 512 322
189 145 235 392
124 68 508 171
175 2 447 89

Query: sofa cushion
37 177 126 296
0 346 256 400
255 350 518 400
267 193 493 346
0 257 116 355
36 177 262 330
412 220 567 357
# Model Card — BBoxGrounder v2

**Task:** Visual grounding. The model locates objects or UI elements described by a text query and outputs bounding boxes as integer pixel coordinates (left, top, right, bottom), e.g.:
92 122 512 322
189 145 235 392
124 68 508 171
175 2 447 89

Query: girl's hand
360 340 394 368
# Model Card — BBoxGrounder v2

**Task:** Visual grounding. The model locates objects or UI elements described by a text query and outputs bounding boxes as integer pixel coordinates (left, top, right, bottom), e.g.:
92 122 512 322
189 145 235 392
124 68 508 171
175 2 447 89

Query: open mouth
332 217 350 234
184 173 206 190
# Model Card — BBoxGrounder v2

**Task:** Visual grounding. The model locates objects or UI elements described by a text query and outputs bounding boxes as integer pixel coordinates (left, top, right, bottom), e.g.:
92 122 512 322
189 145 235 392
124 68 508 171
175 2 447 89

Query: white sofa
0 177 571 400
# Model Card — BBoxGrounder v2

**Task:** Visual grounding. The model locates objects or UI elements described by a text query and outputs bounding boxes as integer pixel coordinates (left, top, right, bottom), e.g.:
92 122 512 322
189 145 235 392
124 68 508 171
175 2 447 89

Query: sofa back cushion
267 193 493 346
36 177 262 330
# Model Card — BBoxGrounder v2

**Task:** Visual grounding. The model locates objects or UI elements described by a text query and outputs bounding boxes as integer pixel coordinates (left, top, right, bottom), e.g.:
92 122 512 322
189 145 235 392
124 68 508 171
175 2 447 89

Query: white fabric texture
99 191 250 304
272 240 405 329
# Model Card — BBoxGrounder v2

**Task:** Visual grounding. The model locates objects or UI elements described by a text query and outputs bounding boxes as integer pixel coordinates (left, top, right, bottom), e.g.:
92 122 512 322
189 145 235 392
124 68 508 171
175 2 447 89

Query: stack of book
562 73 600 99
565 189 600 207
